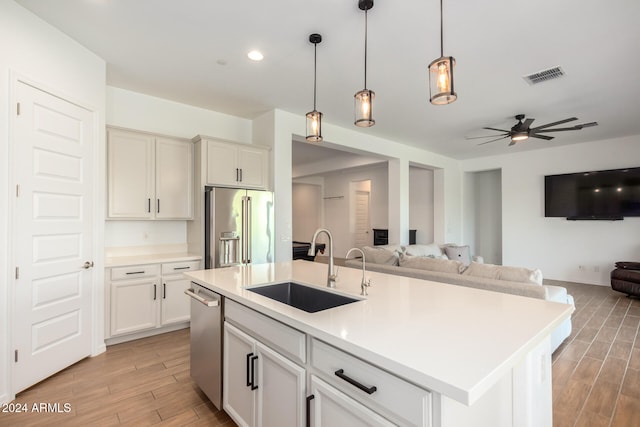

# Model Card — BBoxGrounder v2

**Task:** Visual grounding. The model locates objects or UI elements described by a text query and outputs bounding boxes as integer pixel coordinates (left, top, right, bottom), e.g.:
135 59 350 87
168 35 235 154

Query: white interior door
354 191 371 248
11 80 94 393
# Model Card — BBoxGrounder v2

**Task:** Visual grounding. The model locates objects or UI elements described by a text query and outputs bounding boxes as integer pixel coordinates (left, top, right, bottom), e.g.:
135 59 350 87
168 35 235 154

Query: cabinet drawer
110 264 160 281
311 338 432 427
161 260 201 275
225 300 306 364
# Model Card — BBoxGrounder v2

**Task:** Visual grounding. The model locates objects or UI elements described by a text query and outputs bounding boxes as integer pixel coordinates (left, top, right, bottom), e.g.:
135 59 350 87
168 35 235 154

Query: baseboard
105 322 190 346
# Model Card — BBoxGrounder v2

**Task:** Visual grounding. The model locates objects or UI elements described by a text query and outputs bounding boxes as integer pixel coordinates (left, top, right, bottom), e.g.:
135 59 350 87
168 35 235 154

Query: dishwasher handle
185 288 220 307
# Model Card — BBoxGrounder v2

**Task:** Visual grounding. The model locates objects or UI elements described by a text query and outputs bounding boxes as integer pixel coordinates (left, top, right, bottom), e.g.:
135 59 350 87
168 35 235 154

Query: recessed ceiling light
247 50 264 61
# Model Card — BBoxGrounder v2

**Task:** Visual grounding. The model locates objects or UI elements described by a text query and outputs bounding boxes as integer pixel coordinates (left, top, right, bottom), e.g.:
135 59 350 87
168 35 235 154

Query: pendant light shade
354 0 375 127
429 0 457 105
306 33 323 142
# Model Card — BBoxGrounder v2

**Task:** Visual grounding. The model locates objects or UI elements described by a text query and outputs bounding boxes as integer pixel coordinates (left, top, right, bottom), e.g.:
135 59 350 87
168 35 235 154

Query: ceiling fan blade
535 122 599 132
521 118 535 129
508 140 516 146
482 127 510 133
478 136 509 145
530 117 577 131
465 134 507 140
530 133 554 140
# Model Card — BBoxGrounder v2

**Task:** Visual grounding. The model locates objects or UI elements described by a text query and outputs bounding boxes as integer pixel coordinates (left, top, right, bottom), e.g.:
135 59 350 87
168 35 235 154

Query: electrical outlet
594 265 600 273
578 265 586 271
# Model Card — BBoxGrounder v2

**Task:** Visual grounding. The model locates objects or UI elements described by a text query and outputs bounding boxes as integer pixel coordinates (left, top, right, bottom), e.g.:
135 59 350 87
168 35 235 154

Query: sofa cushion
404 243 444 258
443 245 471 266
463 262 543 286
362 246 399 266
399 253 465 274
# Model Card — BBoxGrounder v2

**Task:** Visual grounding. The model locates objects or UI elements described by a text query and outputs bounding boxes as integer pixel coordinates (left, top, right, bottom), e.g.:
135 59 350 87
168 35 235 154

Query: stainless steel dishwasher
184 282 223 409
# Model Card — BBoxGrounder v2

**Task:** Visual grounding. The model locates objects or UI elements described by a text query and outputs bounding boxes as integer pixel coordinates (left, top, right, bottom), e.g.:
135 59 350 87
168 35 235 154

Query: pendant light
429 0 457 105
306 34 323 142
354 0 375 127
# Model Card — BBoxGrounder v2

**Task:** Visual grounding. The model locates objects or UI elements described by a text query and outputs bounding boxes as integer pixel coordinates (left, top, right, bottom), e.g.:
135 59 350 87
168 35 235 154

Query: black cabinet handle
236 168 239 182
239 168 243 182
306 395 315 427
246 353 253 387
250 355 259 390
153 284 157 300
334 369 377 394
173 266 190 270
147 198 151 213
157 199 160 214
125 271 145 275
163 283 166 299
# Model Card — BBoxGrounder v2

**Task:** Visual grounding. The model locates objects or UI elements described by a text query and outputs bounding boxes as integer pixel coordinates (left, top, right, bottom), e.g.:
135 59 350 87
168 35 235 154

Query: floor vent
522 66 565 85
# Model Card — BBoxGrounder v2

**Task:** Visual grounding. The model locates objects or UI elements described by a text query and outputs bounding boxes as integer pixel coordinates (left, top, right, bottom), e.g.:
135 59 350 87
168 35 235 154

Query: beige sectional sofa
344 244 574 352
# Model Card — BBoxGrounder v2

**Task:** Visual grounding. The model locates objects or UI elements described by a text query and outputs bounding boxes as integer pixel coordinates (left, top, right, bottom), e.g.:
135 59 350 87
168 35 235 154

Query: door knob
82 261 94 269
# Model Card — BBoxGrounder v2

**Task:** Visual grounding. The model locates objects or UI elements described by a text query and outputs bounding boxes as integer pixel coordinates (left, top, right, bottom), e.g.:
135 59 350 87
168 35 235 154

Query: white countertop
105 252 202 268
185 260 572 406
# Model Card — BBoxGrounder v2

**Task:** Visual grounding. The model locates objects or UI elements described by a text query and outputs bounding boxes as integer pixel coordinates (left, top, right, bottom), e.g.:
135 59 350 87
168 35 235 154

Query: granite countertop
185 260 572 406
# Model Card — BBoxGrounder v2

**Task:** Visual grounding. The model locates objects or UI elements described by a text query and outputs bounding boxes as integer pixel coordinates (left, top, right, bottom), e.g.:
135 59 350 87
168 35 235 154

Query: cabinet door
224 322 255 427
155 137 193 219
255 341 305 427
238 146 268 189
107 129 155 218
310 375 395 427
110 279 159 336
207 140 239 186
160 275 191 325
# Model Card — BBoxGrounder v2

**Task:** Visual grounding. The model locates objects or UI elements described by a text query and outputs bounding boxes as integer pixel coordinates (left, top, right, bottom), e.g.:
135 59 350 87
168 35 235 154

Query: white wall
0 1 106 403
322 165 389 256
292 183 323 242
461 137 640 285
409 167 435 243
467 169 502 264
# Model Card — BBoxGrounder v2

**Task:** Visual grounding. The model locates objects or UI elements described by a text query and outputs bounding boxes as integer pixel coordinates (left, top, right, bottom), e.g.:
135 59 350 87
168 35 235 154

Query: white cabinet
205 138 269 189
309 375 395 427
107 128 193 219
106 260 200 342
224 301 306 427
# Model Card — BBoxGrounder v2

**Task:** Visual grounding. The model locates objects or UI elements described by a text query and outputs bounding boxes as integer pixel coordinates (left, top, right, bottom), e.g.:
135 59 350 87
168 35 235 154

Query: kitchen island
186 260 573 427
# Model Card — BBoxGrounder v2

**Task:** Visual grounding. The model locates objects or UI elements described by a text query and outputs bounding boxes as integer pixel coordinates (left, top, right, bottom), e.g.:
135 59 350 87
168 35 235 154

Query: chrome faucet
345 247 371 296
308 228 337 288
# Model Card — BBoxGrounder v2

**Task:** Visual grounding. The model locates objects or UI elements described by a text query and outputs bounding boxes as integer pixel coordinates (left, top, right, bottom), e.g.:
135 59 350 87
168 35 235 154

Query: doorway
11 80 95 393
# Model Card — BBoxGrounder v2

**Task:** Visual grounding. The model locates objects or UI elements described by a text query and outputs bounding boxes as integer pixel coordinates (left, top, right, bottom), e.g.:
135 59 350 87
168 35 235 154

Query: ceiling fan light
429 56 457 105
306 110 323 142
354 89 375 127
511 132 529 142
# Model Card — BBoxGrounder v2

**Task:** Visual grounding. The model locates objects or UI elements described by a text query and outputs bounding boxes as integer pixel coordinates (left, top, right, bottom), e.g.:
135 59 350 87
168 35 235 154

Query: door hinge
16 184 20 197
17 102 21 116
15 350 18 363
15 267 19 279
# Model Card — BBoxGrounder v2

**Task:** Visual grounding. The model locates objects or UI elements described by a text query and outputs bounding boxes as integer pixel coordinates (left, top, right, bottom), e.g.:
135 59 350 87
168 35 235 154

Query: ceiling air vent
522 66 565 85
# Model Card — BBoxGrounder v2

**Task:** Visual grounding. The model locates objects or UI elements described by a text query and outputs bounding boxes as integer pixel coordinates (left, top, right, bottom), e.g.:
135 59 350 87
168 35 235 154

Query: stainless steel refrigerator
205 186 274 268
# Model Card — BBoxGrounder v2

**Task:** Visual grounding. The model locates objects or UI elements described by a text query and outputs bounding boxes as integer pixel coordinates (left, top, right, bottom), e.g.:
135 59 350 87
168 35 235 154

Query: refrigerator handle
246 196 252 263
241 196 247 263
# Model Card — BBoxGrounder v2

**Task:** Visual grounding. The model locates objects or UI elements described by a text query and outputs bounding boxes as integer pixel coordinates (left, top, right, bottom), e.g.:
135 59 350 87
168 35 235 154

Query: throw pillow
362 246 399 266
399 253 465 274
443 245 471 266
404 243 443 258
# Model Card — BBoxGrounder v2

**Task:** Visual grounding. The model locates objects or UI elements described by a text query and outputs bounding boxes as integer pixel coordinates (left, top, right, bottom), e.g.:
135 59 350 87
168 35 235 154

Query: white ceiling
16 0 640 160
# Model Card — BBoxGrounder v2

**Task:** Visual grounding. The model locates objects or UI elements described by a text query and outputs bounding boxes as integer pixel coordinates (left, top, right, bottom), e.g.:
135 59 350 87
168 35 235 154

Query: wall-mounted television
544 167 640 220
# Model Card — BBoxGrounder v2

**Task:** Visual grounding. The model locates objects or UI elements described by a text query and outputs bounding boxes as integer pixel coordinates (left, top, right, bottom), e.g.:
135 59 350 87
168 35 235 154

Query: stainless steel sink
246 281 360 313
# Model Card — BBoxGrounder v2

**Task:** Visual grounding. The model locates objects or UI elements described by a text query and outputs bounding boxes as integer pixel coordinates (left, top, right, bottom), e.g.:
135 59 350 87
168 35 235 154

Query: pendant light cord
313 42 317 109
364 9 368 89
439 0 444 57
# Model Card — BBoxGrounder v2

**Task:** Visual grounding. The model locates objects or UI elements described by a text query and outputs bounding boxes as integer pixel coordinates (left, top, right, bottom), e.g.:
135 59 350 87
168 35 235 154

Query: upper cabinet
204 138 269 189
107 128 194 220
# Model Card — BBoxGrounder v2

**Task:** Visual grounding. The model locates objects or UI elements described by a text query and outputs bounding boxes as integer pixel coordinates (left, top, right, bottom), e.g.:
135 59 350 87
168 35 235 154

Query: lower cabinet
308 375 395 427
223 322 306 427
107 260 200 341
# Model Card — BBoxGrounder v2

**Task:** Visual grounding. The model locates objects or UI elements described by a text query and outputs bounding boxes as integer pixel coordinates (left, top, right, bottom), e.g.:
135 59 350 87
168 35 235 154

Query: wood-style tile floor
1 281 638 426
550 280 640 426
0 329 234 426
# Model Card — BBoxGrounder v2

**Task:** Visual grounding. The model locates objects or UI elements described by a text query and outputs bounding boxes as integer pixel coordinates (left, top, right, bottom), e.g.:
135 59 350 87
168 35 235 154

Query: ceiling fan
467 114 598 146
